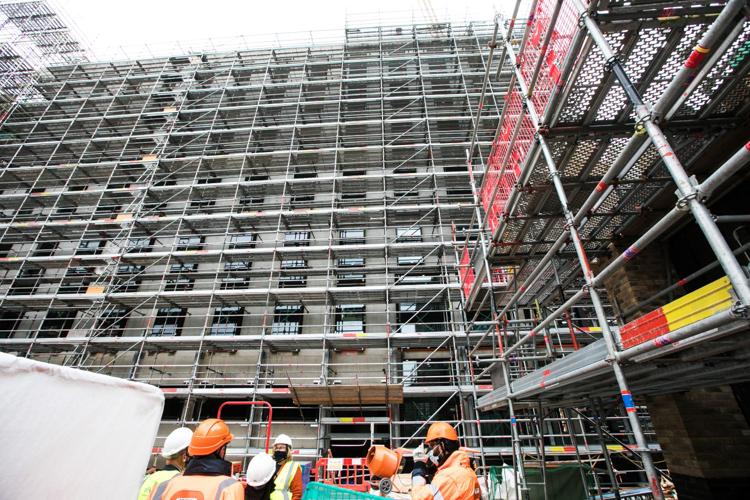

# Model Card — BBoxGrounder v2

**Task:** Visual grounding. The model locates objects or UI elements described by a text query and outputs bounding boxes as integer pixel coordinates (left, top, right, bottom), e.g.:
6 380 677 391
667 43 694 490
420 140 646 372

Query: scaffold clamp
730 301 749 318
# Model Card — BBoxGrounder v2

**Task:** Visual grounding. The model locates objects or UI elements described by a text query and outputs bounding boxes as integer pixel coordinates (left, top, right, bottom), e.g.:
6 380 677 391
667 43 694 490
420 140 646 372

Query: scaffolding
0 0 88 119
0 0 749 498
456 0 750 498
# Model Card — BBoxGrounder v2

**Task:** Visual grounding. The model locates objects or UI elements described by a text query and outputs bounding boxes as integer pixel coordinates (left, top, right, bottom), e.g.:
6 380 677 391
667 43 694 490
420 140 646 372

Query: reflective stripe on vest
271 461 299 500
214 478 239 500
151 478 170 500
428 484 445 500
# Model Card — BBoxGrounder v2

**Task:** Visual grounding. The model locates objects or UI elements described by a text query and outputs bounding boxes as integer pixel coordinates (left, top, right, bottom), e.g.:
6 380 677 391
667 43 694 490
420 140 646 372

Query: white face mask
427 445 442 466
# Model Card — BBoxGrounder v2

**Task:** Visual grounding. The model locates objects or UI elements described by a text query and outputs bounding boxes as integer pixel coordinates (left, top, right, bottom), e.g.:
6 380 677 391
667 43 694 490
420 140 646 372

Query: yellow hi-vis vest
270 461 300 500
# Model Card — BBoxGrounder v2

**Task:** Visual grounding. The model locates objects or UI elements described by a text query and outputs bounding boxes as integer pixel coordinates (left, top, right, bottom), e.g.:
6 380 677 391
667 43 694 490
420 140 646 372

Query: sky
51 0 523 61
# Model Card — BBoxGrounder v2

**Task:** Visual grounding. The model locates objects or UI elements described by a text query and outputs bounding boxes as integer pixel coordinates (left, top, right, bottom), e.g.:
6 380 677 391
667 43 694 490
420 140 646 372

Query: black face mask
273 450 288 462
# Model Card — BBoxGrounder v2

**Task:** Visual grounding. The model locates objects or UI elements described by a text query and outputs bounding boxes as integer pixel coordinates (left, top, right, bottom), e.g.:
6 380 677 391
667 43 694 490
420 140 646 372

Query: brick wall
646 387 750 499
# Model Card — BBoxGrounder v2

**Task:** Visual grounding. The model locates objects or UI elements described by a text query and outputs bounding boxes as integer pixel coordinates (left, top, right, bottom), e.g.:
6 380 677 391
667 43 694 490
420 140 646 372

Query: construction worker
138 427 193 500
245 453 278 500
411 422 480 500
270 434 303 500
149 418 245 500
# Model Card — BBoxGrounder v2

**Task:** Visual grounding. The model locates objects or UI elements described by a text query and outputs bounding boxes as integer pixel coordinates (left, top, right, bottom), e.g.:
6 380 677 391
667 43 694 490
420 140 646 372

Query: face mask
427 445 443 467
273 450 288 462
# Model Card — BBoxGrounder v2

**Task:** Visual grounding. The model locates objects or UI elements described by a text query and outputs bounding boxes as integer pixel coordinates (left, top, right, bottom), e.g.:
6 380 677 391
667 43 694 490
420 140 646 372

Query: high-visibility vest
270 461 300 500
138 469 180 500
411 451 480 500
149 474 245 500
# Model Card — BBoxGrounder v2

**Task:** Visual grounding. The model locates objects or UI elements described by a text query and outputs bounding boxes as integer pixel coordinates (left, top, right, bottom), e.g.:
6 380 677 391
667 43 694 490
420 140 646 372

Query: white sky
52 0 523 61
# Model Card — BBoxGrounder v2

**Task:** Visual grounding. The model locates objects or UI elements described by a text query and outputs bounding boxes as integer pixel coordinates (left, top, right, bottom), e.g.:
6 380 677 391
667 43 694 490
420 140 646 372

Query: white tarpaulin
0 352 164 499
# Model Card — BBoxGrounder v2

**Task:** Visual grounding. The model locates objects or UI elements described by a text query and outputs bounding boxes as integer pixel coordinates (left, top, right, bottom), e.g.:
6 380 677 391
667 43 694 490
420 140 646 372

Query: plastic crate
302 482 382 500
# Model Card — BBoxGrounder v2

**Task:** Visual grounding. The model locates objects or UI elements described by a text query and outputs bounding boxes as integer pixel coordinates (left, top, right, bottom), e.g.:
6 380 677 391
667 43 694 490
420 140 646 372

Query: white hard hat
161 427 193 458
273 434 293 448
246 453 277 487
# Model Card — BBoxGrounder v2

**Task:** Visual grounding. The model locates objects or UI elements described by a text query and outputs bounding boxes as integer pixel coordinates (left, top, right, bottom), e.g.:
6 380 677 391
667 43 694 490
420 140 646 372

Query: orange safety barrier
313 457 371 492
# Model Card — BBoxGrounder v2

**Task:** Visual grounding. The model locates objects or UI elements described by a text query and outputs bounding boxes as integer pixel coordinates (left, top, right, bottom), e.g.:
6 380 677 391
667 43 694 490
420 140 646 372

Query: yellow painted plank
663 276 733 331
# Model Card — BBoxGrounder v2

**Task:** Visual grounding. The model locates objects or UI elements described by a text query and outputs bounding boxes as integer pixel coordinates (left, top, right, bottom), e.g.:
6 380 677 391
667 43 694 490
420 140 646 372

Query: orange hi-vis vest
149 473 245 500
412 451 480 500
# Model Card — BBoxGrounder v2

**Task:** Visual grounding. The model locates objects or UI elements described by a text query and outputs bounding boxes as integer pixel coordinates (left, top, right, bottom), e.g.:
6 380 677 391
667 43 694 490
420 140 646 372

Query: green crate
302 482 382 500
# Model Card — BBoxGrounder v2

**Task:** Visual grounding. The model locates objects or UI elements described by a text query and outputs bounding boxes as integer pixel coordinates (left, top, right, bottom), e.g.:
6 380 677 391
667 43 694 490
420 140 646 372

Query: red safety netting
479 0 581 236
459 246 476 299
519 0 579 113
469 0 582 300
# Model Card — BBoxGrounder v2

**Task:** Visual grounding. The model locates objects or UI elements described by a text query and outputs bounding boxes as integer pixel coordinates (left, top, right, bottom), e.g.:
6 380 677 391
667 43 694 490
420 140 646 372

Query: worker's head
424 422 460 468
188 418 234 459
246 453 277 490
272 434 293 463
161 427 193 469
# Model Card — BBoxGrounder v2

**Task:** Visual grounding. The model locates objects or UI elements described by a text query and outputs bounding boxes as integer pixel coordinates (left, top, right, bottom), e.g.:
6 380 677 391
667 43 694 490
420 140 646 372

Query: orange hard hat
188 418 234 456
425 422 459 444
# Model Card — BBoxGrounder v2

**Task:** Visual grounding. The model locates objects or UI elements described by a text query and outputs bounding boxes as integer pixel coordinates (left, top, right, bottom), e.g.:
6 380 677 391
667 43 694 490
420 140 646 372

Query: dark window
221 277 249 289
342 170 365 177
151 307 185 336
196 177 221 185
96 307 130 337
397 302 446 333
281 260 306 269
284 231 310 247
246 172 269 182
127 237 154 253
10 267 42 295
337 273 365 287
340 229 364 244
76 239 104 255
294 169 317 179
115 264 143 292
228 233 256 249
210 306 244 335
239 196 264 206
59 266 93 294
170 262 197 273
279 258 307 287
279 274 306 288
55 206 76 216
165 277 194 291
176 236 203 251
446 187 472 197
33 241 57 257
39 310 76 338
224 260 251 271
338 257 364 267
335 304 365 334
272 305 303 335
0 311 23 338
397 255 422 266
396 227 421 242
395 273 435 285
190 198 216 209
341 192 364 201
291 195 314 206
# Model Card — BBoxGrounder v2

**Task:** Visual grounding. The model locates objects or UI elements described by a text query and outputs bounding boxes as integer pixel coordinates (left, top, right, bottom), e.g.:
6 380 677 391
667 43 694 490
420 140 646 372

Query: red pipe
217 401 273 453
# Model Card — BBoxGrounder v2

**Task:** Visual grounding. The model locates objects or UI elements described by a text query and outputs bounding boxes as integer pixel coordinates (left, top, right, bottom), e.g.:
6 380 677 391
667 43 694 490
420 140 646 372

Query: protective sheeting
0 352 164 499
